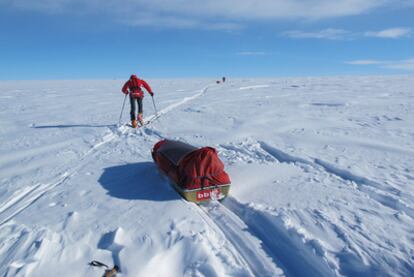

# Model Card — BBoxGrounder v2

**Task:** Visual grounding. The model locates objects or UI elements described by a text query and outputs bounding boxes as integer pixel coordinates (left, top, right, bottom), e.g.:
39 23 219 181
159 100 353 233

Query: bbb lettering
196 189 221 201
196 191 211 201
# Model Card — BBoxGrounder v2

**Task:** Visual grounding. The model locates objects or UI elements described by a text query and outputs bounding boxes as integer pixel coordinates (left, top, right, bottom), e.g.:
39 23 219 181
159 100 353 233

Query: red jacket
122 75 153 98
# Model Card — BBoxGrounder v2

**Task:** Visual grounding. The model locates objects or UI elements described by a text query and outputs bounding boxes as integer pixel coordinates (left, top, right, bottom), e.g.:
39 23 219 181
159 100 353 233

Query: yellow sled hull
170 182 230 203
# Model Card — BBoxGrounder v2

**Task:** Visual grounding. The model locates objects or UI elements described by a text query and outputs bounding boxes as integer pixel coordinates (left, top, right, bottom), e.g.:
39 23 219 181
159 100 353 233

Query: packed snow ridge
0 76 413 276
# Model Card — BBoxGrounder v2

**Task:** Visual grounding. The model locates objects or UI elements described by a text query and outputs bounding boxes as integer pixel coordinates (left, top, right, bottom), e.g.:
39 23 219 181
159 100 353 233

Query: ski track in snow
0 84 213 228
151 85 211 117
197 198 337 277
0 132 118 227
197 201 281 277
222 198 336 277
239 85 270 90
0 174 69 226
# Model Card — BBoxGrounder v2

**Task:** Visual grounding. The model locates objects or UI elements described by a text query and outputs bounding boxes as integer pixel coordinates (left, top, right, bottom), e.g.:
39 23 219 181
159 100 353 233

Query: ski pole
151 95 158 115
118 94 127 125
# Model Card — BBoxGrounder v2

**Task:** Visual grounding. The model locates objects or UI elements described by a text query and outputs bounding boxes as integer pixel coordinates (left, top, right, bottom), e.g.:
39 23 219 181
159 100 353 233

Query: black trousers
130 96 143 120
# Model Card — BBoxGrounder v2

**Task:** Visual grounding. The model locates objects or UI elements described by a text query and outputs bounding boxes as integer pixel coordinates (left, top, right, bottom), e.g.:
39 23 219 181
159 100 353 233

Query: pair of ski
126 113 161 128
126 121 150 128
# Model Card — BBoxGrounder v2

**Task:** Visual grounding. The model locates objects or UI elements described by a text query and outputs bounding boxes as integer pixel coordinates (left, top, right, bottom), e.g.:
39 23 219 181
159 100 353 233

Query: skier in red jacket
122 74 154 128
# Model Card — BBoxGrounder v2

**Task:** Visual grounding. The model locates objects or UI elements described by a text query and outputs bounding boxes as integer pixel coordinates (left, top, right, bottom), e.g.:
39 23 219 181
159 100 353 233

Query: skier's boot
131 119 138 128
104 265 119 277
138 113 144 126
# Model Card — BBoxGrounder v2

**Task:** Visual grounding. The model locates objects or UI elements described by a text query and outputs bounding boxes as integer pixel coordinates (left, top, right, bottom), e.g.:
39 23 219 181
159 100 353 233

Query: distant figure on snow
222 76 226 83
122 74 154 128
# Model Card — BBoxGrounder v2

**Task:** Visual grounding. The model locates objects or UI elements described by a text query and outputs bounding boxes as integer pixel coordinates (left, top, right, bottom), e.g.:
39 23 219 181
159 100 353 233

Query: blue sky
0 0 413 79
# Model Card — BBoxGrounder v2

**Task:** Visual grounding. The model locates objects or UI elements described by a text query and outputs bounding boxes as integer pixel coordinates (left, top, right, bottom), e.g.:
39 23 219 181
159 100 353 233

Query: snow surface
0 76 413 277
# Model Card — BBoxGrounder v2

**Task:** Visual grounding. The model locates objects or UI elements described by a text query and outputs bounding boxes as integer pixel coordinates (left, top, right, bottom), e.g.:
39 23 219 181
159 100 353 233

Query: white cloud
383 59 414 70
346 58 414 71
123 14 242 31
284 29 350 40
365 28 411 38
137 0 393 20
237 52 267 56
1 0 410 29
284 27 412 40
345 60 385 65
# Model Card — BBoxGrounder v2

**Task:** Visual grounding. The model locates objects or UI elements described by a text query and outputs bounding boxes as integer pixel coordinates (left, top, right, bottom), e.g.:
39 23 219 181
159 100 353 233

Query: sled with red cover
152 139 231 203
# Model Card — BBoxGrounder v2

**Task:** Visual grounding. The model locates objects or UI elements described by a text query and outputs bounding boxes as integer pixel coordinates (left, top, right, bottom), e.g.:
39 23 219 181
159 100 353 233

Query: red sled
152 139 231 203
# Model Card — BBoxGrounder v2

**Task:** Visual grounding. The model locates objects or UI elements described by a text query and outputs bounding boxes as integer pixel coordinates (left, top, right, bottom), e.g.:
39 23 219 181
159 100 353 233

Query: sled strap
199 175 215 190
196 171 222 189
195 171 222 179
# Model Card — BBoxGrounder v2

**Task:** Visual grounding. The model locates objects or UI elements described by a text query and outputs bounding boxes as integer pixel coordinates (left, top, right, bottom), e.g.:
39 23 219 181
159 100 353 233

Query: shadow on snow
32 124 116 129
98 162 179 202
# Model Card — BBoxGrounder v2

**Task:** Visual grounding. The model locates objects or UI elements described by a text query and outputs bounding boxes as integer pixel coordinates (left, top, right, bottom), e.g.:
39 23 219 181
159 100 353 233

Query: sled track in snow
196 200 279 277
196 198 336 277
0 84 213 227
